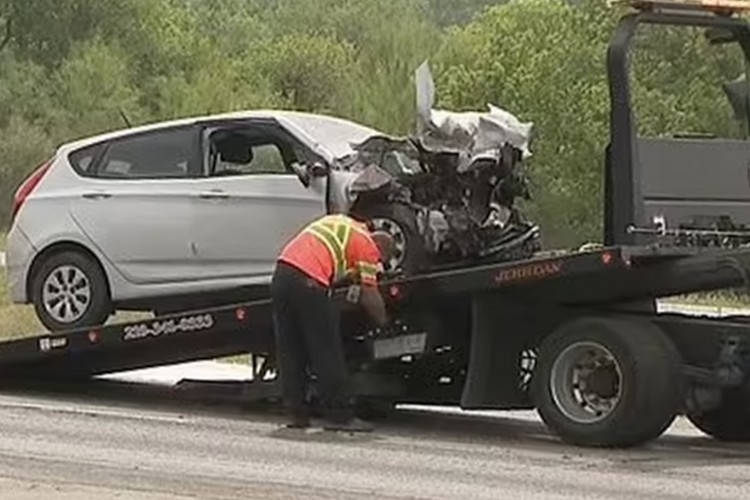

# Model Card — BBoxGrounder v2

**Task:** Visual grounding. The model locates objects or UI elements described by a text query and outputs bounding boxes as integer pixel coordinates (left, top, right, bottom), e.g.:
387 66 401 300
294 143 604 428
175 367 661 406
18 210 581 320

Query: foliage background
0 0 744 248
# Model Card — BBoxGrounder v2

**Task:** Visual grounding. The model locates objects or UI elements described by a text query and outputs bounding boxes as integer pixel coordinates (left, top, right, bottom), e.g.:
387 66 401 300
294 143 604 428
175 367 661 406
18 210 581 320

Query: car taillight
11 158 53 225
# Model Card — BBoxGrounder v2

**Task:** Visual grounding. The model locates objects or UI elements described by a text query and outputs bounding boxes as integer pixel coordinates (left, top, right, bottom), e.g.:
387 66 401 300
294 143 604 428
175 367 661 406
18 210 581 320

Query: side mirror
309 162 329 178
291 161 329 188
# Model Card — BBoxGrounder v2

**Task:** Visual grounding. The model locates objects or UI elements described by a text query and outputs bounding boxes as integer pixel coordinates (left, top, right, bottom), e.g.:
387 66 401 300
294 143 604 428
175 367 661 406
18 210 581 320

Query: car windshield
282 114 383 159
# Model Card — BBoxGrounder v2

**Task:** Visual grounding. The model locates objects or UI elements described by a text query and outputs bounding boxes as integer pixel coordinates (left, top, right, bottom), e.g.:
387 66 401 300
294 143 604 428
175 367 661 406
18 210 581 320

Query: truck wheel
532 317 683 447
688 388 750 441
31 250 112 331
355 203 426 274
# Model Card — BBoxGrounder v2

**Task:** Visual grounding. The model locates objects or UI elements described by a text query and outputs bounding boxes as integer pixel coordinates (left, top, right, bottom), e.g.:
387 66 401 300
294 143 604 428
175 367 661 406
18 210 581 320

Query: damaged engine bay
330 63 541 272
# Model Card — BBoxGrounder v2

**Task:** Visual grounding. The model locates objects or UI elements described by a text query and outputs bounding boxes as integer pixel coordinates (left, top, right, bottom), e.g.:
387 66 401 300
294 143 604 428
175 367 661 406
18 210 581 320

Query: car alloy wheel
41 264 92 324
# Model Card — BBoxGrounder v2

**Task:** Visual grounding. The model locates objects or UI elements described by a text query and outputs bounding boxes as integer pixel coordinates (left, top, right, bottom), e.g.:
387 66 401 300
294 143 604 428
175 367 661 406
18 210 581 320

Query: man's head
371 231 396 266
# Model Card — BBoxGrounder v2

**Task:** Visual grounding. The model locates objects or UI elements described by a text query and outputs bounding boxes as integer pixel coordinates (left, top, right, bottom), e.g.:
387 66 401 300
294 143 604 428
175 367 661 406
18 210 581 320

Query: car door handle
82 191 112 200
198 190 230 200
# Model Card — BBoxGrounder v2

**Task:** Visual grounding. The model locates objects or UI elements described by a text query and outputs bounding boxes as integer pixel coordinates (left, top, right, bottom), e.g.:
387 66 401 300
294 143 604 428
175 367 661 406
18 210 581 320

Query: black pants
270 261 352 422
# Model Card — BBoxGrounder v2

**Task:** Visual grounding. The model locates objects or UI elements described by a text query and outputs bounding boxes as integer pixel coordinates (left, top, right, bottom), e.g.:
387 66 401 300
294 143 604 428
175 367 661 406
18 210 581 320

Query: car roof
59 109 383 159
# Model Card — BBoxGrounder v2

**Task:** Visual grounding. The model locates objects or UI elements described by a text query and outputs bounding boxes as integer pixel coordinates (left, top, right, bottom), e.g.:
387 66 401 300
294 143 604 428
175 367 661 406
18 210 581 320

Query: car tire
688 388 750 442
31 250 112 332
531 317 683 448
354 203 426 274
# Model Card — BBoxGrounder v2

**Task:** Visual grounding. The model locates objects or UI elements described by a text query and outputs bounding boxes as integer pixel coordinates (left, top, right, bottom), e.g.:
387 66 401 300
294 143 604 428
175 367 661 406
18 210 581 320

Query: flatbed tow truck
5 0 750 448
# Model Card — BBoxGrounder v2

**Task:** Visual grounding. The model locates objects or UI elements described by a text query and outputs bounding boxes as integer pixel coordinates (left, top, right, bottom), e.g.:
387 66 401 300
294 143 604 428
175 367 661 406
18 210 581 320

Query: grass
0 231 6 252
0 268 42 340
219 354 251 365
662 291 750 309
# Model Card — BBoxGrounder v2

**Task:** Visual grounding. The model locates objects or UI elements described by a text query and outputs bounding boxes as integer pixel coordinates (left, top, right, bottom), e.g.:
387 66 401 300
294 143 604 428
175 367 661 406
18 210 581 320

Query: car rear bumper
5 225 36 303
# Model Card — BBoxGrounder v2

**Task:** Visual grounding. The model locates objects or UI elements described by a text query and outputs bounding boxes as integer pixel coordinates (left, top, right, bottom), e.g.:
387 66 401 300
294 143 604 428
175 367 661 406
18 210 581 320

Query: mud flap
460 296 543 409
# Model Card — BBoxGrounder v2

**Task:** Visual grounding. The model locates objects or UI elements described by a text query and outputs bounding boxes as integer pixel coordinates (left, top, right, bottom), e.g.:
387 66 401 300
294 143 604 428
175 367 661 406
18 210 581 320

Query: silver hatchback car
6 110 381 331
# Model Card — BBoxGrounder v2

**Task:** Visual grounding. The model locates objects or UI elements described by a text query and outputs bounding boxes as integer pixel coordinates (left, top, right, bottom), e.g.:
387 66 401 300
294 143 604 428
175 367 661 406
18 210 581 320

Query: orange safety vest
278 214 382 287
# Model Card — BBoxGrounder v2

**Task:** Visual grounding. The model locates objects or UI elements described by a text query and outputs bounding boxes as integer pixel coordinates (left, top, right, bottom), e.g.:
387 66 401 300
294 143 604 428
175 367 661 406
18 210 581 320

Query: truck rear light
88 330 101 343
11 158 53 225
235 307 248 322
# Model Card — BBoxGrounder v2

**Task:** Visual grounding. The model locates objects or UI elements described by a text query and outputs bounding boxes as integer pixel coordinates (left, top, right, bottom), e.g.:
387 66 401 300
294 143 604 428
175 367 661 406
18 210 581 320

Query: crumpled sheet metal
328 164 397 213
331 134 420 211
331 60 534 212
414 60 534 166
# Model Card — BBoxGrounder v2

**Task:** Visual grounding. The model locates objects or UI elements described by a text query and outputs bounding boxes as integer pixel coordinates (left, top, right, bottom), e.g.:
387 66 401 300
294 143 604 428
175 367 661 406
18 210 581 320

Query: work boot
322 417 374 433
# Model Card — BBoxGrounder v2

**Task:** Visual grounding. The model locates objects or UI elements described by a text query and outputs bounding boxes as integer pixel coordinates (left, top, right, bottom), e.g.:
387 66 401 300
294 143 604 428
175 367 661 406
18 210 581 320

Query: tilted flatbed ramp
0 245 749 380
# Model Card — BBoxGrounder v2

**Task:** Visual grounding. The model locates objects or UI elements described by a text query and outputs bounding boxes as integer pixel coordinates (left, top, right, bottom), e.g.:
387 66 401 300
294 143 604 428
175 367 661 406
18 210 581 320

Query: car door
69 125 205 285
190 123 327 282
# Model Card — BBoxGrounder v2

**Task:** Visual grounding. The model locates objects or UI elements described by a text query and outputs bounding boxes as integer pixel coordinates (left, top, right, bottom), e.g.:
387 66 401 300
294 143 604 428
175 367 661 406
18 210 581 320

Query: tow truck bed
0 244 747 379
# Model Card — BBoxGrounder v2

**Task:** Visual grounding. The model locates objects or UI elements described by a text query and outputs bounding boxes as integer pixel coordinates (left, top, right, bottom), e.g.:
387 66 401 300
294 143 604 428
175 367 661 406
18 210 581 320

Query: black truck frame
4 2 750 448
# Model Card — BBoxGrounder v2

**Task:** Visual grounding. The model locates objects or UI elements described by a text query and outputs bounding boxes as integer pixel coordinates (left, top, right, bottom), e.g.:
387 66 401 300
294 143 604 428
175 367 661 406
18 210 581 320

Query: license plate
372 333 427 360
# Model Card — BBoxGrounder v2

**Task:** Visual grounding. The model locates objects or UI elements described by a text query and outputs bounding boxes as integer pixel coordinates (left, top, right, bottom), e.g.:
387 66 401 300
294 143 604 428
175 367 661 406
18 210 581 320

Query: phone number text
123 314 215 341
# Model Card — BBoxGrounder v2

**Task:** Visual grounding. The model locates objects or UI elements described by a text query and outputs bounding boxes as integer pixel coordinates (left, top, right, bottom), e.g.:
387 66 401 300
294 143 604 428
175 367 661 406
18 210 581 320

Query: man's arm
350 228 389 326
359 284 388 327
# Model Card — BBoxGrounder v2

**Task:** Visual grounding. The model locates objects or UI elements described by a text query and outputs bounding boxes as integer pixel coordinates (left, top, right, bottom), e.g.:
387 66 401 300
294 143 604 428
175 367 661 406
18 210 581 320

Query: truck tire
531 317 683 447
31 250 112 332
354 203 426 274
688 388 750 441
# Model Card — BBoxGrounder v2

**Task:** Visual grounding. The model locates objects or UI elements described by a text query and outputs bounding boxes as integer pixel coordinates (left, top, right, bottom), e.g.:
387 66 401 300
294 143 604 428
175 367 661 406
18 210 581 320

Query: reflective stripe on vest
304 216 353 279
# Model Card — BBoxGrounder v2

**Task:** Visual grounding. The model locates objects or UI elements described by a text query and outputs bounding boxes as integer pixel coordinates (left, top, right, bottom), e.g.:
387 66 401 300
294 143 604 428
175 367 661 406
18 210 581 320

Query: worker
270 213 395 432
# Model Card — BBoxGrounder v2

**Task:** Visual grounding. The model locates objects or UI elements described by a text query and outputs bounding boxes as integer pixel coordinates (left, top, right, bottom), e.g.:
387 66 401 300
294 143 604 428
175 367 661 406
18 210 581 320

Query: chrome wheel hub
549 341 623 424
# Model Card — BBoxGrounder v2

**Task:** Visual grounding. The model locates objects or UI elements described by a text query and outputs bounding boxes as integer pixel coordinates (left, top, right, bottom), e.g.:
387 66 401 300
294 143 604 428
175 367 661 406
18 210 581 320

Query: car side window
212 141 288 177
206 126 315 177
96 127 198 179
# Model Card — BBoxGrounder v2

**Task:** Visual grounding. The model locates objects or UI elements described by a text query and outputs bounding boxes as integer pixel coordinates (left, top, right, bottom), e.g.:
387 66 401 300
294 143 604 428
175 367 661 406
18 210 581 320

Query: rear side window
96 127 198 179
69 143 105 175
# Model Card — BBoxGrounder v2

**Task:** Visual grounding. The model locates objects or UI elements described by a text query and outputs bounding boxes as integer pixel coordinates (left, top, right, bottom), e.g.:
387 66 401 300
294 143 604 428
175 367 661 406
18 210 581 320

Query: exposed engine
340 133 541 269
403 140 539 263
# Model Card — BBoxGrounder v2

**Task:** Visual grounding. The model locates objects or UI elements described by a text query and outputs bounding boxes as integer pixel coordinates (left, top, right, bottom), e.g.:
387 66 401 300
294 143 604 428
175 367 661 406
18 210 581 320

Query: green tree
250 34 355 113
427 0 508 26
0 117 54 227
47 39 145 141
435 0 615 247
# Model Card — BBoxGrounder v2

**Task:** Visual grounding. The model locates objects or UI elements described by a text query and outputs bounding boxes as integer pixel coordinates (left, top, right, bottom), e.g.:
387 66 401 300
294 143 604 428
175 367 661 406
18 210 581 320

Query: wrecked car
6 62 540 331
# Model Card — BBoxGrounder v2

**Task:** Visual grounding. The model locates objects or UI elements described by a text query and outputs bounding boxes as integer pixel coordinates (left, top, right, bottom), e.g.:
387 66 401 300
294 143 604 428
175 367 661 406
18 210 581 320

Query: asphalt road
0 381 747 500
